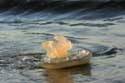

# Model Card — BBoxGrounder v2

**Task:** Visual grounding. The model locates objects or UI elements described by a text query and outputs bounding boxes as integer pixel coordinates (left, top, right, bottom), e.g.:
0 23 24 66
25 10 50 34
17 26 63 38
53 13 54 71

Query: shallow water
0 1 125 83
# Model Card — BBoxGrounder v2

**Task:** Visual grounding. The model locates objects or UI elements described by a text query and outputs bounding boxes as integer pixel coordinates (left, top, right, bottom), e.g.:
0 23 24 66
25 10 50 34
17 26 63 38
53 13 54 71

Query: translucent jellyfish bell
42 35 72 59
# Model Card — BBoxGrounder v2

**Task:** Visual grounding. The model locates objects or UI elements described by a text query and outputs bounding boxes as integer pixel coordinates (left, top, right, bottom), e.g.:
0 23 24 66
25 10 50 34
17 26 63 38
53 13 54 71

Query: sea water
0 1 125 83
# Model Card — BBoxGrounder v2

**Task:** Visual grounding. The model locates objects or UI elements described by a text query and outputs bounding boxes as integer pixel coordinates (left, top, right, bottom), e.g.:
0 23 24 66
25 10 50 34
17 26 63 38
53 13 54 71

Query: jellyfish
42 35 72 59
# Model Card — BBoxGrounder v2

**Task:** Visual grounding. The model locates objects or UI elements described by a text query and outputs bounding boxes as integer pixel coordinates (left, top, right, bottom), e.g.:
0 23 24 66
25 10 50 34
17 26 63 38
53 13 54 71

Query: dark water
0 1 125 83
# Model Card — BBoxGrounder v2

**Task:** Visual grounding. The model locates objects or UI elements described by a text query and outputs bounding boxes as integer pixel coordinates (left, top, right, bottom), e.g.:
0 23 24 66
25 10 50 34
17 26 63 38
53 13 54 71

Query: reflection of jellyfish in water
45 65 91 83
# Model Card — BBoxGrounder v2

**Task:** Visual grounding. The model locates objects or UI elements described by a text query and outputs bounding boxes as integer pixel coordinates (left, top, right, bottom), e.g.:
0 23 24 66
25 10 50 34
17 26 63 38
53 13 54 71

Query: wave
0 0 125 9
0 1 125 23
